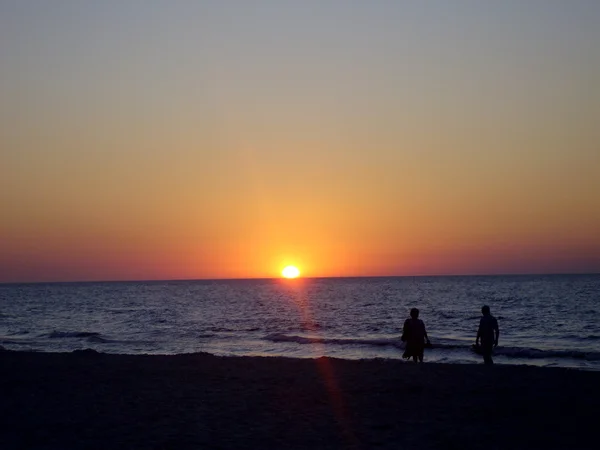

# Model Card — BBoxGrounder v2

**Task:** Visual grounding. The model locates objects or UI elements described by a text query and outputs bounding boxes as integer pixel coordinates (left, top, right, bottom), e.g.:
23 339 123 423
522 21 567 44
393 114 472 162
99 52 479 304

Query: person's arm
494 319 500 347
401 319 409 341
476 319 482 346
423 323 431 344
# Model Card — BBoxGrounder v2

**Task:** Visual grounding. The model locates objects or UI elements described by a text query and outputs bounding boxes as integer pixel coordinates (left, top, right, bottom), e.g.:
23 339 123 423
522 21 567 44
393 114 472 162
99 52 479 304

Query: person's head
481 305 491 316
410 308 419 319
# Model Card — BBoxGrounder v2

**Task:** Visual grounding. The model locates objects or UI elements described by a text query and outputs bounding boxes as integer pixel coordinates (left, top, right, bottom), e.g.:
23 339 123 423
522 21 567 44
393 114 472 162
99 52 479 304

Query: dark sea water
1 275 599 370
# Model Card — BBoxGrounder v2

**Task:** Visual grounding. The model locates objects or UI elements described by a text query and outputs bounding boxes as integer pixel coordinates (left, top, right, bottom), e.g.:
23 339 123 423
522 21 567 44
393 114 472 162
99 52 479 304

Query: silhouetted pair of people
402 305 500 364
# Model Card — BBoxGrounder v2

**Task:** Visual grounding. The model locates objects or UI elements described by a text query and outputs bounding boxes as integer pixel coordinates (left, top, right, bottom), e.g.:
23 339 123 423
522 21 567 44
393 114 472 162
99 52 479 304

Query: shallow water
1 274 599 370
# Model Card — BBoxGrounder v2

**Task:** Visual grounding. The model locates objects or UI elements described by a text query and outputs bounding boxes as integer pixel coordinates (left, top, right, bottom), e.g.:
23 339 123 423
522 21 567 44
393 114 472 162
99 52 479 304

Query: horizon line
1 271 598 286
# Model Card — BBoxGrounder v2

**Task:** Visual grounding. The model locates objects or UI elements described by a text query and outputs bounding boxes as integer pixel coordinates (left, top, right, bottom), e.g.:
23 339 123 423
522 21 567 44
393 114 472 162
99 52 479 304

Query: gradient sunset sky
1 1 599 282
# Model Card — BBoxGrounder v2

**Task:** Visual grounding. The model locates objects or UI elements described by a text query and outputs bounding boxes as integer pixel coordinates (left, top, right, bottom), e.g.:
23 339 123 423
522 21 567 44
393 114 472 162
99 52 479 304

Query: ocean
1 275 599 370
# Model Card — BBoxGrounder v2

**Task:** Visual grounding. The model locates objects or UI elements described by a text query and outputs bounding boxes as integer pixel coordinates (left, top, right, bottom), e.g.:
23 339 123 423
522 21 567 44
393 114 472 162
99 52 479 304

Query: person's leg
482 341 494 364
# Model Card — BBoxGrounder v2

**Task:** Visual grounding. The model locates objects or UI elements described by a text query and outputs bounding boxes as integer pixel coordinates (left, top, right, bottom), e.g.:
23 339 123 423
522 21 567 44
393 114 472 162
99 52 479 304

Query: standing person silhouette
401 308 431 363
476 305 499 364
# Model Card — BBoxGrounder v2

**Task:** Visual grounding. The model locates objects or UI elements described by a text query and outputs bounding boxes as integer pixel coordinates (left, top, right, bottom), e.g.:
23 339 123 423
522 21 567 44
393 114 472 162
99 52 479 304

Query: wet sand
1 350 597 449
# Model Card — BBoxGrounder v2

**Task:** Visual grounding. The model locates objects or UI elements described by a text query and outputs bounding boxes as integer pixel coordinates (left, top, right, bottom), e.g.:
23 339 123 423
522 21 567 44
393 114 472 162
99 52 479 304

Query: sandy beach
1 350 597 450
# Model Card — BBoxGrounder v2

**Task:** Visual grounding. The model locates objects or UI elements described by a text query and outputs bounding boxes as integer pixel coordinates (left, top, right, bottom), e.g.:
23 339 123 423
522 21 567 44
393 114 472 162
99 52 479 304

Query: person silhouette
476 305 499 364
401 308 431 363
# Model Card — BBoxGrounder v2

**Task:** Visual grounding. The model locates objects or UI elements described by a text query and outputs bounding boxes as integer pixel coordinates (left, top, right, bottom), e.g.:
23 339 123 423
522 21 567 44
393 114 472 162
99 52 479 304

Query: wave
207 326 235 333
44 331 157 346
107 308 139 313
265 333 398 347
493 346 600 361
264 333 600 361
86 335 111 343
204 326 265 333
46 331 102 339
439 312 458 319
3 330 30 336
436 314 507 322
0 337 31 345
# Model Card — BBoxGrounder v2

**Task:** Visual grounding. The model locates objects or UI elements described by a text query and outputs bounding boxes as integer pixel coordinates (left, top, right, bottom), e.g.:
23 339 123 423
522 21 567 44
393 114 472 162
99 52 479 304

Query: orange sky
1 2 599 282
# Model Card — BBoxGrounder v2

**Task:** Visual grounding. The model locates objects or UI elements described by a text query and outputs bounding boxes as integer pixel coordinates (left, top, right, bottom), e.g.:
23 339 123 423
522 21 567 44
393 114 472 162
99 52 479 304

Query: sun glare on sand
282 266 300 279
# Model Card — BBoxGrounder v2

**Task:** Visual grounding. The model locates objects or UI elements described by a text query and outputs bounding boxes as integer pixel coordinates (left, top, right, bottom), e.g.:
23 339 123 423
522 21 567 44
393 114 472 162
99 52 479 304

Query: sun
281 265 300 279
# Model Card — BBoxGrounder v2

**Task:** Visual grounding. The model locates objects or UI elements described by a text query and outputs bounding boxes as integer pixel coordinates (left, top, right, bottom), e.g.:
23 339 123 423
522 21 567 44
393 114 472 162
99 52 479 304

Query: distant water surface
1 275 599 370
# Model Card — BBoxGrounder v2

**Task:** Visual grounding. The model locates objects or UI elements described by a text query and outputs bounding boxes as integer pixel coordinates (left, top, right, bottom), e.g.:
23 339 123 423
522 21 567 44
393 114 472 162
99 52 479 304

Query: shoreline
1 350 598 449
3 346 599 372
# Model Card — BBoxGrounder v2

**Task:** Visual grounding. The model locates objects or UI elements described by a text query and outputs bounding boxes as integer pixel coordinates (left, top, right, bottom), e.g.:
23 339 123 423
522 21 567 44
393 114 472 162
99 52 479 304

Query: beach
1 350 597 449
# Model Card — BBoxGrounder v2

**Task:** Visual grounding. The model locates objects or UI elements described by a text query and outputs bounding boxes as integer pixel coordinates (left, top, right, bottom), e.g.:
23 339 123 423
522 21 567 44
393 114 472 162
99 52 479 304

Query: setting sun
282 266 300 279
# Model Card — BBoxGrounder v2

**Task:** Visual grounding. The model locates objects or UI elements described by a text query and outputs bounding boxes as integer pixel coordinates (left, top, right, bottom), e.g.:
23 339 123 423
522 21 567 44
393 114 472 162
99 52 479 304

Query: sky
1 1 599 282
